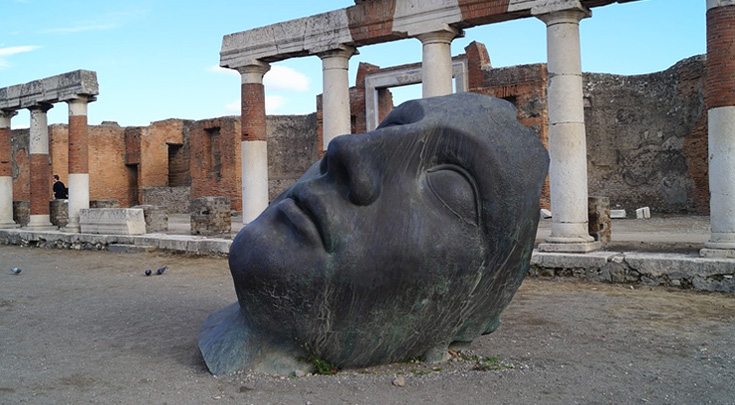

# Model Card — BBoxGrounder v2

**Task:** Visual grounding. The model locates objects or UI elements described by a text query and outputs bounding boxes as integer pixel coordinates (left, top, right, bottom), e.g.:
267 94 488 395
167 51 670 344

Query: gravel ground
1 245 734 404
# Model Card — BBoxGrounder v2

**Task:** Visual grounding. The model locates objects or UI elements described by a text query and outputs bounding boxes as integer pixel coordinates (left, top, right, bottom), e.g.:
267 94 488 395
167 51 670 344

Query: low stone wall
13 201 29 227
132 204 168 233
142 186 191 214
530 251 735 293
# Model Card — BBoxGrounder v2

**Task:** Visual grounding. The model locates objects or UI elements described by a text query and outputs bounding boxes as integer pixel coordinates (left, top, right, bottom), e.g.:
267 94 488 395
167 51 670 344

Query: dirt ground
1 245 734 404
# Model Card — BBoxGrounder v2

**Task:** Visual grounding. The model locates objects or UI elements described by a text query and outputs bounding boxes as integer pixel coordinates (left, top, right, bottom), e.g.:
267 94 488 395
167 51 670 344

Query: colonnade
223 0 734 258
0 70 98 232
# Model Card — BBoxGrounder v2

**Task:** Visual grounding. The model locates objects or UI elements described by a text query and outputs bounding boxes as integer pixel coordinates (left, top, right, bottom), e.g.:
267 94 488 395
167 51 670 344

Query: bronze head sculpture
199 92 549 375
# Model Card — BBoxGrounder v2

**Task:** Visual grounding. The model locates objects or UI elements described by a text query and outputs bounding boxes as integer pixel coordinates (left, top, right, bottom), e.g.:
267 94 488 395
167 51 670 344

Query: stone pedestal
191 197 231 236
50 199 69 228
90 199 120 209
80 208 146 235
133 204 168 233
588 196 611 246
13 201 30 227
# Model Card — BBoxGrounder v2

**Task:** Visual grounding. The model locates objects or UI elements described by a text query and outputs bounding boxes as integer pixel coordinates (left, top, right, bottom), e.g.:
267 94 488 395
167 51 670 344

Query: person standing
52 174 68 199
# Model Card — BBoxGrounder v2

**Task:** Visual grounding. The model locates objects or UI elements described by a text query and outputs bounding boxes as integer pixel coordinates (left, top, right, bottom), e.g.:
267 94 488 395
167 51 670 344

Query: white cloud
0 45 40 69
41 23 119 34
0 45 40 57
264 66 309 92
265 95 286 113
223 95 287 115
209 64 310 92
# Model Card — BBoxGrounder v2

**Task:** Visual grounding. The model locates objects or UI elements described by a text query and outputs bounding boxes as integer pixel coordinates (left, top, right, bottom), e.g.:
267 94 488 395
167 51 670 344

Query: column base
26 215 57 231
0 222 20 229
700 248 735 259
61 224 81 233
537 240 601 253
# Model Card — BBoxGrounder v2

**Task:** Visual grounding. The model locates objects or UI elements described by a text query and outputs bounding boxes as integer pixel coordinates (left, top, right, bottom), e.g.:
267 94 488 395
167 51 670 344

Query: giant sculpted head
199 93 549 375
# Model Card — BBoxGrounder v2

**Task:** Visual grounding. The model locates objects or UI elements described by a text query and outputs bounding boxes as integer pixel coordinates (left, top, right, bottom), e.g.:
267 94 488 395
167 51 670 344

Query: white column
536 8 600 253
319 46 356 150
27 104 55 230
417 28 457 98
0 110 19 228
701 0 735 257
238 62 270 224
64 97 90 232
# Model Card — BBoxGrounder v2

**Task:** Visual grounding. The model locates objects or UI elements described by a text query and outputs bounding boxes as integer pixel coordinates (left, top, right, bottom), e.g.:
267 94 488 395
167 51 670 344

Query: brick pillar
238 62 270 224
417 28 458 98
0 110 19 228
319 46 356 151
64 96 92 232
27 103 56 230
536 7 600 253
702 0 735 258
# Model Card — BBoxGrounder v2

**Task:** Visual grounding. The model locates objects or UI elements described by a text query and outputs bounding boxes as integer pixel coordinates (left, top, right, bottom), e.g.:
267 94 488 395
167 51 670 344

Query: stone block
540 208 552 219
610 209 627 219
80 208 146 235
12 201 29 227
191 196 231 236
50 199 68 228
588 196 611 245
635 206 651 219
132 204 168 233
90 200 121 209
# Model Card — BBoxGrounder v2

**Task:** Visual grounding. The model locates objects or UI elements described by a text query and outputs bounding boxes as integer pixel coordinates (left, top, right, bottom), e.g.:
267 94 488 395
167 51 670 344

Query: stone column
417 28 458 98
536 7 600 253
238 62 271 224
319 46 356 150
63 96 92 232
27 103 56 230
702 0 735 258
0 110 19 228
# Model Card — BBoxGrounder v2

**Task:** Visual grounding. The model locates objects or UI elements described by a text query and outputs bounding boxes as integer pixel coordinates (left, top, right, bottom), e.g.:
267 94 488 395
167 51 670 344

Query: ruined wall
140 119 191 191
189 116 241 211
267 114 319 200
10 129 30 202
584 55 707 214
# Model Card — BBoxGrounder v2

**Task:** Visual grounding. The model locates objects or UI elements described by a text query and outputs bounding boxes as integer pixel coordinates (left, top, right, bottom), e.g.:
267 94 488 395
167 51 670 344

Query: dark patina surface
199 93 549 375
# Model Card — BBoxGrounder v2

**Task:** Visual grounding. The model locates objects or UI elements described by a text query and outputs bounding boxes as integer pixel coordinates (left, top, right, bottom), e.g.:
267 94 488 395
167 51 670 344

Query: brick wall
267 114 319 200
11 129 30 202
189 116 241 211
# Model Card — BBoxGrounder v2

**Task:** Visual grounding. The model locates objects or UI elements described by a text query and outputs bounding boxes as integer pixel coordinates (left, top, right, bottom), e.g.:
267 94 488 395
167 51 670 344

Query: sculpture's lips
278 197 331 252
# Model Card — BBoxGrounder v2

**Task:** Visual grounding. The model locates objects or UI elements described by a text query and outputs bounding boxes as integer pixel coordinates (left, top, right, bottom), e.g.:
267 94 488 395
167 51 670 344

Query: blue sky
1 0 705 128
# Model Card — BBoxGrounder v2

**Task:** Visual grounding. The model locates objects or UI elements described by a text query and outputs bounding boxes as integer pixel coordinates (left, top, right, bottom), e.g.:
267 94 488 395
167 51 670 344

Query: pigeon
10 267 21 275
156 266 168 275
144 269 152 276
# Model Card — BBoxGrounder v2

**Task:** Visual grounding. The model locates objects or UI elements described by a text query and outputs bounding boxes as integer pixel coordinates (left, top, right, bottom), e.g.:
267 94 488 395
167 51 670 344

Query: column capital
317 45 357 61
28 102 53 113
534 3 590 25
235 61 271 84
65 94 96 105
0 109 18 125
67 96 91 116
708 0 735 10
416 27 460 45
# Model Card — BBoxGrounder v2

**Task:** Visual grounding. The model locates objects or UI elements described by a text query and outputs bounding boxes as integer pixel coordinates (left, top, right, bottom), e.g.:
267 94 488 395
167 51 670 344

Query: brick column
63 96 92 232
319 46 356 151
0 110 19 228
536 7 600 253
702 0 735 258
238 62 270 224
27 103 56 230
417 28 458 98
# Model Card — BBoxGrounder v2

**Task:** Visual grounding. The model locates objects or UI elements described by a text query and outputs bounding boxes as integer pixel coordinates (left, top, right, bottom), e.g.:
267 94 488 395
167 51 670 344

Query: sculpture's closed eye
426 164 479 226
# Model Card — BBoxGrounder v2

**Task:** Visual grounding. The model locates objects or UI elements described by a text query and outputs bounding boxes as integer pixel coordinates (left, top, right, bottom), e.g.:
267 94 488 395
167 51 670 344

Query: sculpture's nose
322 134 383 206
